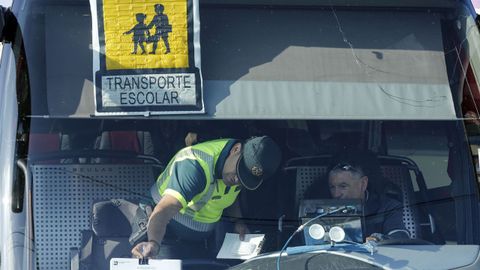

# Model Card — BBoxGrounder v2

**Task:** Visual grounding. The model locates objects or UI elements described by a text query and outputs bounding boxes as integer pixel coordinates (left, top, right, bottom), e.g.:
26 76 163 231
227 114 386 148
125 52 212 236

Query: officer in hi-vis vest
131 136 282 258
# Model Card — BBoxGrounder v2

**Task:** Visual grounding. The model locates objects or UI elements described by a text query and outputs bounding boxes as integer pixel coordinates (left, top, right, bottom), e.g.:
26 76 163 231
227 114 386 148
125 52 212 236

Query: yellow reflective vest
155 139 241 223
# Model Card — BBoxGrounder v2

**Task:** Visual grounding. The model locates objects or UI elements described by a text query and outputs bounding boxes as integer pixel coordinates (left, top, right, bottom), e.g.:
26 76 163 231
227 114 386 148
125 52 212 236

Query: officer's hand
234 221 250 241
131 241 160 259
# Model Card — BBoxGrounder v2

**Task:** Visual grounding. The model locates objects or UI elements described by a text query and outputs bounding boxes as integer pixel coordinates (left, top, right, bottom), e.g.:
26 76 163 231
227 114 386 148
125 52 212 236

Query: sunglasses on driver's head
331 163 364 176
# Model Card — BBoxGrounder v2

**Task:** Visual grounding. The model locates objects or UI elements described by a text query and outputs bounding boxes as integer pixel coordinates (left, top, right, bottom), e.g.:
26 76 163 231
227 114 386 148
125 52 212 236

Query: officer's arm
131 194 182 258
226 199 249 240
149 194 182 242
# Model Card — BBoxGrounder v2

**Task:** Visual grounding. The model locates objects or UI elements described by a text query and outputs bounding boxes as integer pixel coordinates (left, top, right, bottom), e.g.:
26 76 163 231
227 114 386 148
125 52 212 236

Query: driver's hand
365 235 378 242
234 221 250 241
366 233 388 242
131 241 160 258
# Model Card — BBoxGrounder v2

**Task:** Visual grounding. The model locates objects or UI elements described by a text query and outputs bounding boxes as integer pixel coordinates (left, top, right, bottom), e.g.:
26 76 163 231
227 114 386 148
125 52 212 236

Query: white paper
110 258 181 270
216 233 265 260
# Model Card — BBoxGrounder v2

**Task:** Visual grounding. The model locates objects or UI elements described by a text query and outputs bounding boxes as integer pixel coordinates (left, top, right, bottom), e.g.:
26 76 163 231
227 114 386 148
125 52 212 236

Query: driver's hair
328 163 365 180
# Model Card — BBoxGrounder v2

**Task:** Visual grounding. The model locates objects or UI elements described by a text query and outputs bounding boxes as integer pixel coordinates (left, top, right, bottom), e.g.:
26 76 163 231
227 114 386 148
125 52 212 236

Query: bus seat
31 163 155 270
29 133 61 154
94 131 154 163
74 230 132 270
96 131 154 154
283 155 425 240
76 199 139 270
294 166 328 210
75 199 221 270
28 133 66 163
380 163 420 239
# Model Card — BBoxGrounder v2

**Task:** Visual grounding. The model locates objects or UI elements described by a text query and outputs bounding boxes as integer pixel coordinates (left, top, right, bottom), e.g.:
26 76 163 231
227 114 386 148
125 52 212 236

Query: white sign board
110 258 181 270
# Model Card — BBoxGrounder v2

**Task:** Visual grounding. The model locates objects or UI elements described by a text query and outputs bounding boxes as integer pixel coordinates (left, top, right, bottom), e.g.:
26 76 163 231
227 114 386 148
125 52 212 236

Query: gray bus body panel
39 6 456 119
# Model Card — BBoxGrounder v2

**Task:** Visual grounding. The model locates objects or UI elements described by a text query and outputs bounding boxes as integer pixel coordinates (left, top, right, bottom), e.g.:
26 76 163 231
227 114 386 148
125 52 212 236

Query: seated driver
326 150 410 241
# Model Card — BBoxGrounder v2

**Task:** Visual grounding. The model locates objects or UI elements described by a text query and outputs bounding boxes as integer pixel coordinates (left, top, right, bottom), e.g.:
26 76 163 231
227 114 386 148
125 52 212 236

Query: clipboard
110 258 182 270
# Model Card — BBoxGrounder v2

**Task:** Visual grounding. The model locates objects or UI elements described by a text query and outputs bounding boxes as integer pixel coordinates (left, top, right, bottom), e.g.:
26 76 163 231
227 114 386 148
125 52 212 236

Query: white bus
1 0 480 269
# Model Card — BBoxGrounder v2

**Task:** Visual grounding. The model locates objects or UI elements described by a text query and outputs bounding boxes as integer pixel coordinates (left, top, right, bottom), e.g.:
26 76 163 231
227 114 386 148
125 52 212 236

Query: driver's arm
382 200 410 239
367 198 410 242
132 151 206 258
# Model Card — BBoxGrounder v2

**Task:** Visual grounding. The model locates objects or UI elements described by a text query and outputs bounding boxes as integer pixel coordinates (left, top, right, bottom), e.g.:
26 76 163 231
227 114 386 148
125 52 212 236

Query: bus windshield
2 1 480 270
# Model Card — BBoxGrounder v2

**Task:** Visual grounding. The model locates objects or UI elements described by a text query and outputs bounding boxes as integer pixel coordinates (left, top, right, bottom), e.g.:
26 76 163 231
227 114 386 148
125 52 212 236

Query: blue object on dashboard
286 243 373 255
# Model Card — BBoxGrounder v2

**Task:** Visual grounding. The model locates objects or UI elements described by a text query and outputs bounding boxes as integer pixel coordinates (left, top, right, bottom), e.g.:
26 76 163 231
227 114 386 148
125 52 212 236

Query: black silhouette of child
146 4 172 54
124 13 149 54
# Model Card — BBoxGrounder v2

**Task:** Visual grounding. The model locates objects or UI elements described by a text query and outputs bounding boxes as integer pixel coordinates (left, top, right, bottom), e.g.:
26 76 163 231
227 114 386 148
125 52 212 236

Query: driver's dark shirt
364 192 410 238
304 183 410 239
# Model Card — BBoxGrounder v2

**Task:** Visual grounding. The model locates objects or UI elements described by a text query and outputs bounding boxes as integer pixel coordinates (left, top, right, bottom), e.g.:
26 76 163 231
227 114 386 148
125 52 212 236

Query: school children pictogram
123 13 149 55
97 0 190 70
146 4 172 54
90 0 204 115
124 4 173 55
